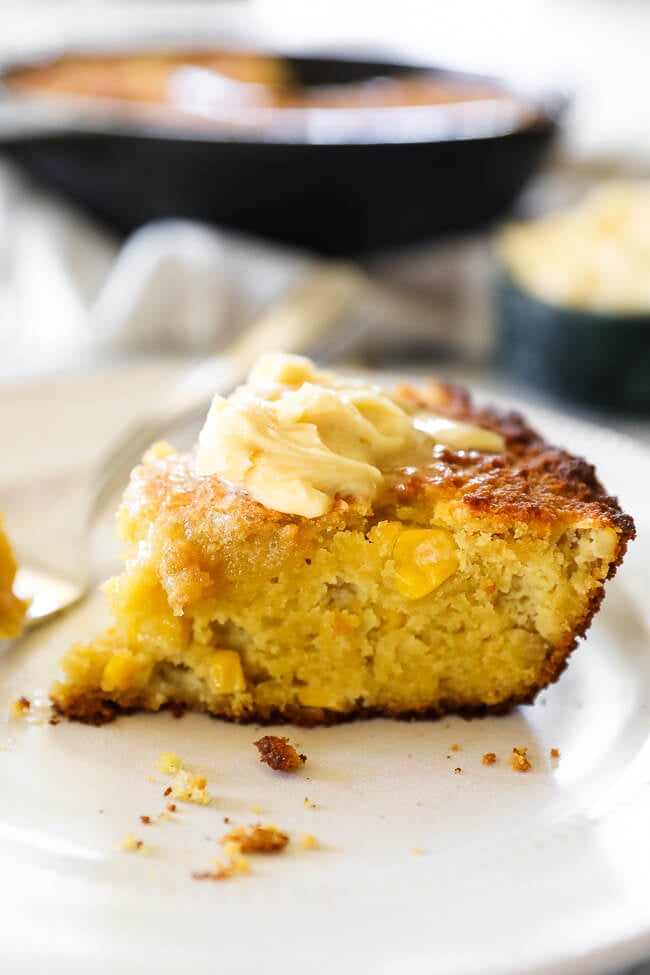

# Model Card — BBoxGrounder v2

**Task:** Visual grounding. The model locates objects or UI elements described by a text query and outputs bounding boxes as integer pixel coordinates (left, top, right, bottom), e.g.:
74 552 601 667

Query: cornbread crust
0 513 27 639
51 381 635 726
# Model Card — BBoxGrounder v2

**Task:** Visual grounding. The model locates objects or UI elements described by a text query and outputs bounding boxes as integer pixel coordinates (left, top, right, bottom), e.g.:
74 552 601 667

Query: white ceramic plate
1 363 649 975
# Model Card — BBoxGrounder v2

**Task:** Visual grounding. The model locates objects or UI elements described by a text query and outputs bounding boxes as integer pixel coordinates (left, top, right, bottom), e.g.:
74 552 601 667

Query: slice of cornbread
0 513 27 639
50 377 634 725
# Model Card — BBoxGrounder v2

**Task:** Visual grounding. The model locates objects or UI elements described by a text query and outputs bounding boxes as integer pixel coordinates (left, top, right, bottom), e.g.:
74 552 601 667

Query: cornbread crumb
251 805 264 814
167 802 176 812
550 747 560 759
170 769 211 805
304 796 316 809
225 851 251 875
192 865 229 882
156 751 183 775
140 815 151 825
300 833 319 850
450 744 459 752
220 824 289 854
163 786 172 797
193 849 251 881
10 696 31 719
453 767 462 774
482 752 497 765
253 735 306 773
158 812 171 821
119 832 144 853
509 747 532 772
193 870 218 881
411 846 423 855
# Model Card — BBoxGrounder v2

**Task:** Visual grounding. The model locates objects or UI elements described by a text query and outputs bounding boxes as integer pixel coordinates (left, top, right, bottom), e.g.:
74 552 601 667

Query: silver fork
11 263 369 628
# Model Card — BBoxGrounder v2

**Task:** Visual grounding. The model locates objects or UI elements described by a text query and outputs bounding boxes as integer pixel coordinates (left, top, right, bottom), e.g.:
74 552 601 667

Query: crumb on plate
253 735 306 773
156 751 183 775
170 769 211 805
119 832 144 853
192 849 250 881
509 746 532 772
10 696 31 719
482 752 497 765
220 824 289 855
300 833 319 850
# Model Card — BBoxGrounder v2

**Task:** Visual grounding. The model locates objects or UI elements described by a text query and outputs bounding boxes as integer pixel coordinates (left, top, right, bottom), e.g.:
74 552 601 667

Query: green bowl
497 273 650 413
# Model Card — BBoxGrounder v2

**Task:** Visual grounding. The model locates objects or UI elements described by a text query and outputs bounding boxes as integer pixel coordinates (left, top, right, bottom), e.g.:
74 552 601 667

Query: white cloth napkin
0 162 316 380
0 160 498 382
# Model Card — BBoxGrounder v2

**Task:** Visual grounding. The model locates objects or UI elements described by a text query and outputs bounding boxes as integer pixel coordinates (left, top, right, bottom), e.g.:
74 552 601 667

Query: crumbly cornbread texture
0 513 27 639
50 381 634 725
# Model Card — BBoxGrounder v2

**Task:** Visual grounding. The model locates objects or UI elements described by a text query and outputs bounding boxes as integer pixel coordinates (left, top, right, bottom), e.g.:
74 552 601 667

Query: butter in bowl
496 182 650 413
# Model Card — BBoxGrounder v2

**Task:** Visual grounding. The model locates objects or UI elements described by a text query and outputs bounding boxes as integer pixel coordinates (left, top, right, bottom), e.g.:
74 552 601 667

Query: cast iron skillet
0 51 565 255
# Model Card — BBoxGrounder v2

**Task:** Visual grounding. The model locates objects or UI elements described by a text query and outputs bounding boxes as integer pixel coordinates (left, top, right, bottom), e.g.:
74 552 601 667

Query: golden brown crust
127 382 635 545
396 381 635 537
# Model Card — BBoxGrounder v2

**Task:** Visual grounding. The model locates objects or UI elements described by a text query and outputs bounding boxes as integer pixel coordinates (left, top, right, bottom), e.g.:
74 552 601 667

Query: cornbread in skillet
0 513 27 639
50 355 634 724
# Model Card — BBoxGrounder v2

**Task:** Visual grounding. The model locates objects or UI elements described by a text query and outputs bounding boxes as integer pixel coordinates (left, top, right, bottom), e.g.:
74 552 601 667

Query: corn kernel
331 612 360 637
297 687 342 710
209 650 246 694
101 655 138 692
392 528 458 600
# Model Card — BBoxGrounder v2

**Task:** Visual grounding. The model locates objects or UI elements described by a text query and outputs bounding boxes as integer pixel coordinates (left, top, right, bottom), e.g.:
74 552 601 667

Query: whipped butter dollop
196 353 504 517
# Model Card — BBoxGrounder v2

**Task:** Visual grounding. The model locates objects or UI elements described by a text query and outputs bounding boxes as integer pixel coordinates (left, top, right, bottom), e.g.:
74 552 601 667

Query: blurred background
1 0 649 441
1 10 650 972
